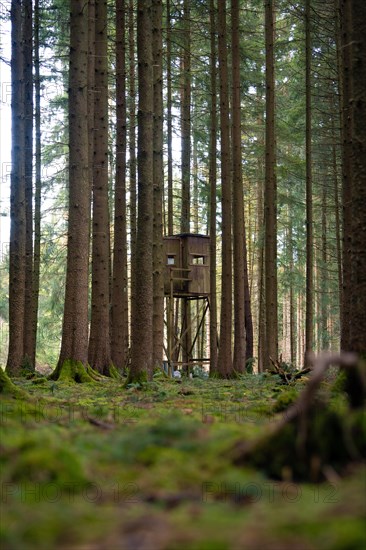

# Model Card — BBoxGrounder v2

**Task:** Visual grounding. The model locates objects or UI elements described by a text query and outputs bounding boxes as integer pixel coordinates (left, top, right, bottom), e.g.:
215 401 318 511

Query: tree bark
111 0 129 371
23 0 35 368
54 0 91 377
349 0 366 355
209 0 218 376
128 0 154 383
264 0 278 369
152 0 164 369
217 0 233 377
6 0 26 376
231 0 246 373
305 0 314 364
88 0 112 374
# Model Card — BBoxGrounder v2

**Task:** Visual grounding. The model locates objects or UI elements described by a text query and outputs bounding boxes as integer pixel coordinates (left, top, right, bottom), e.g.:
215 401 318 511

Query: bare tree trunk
111 0 129 371
166 0 173 235
180 0 191 235
88 0 112 374
33 0 42 369
152 0 164 369
129 0 154 383
55 0 91 378
217 0 233 377
349 0 366 355
23 0 35 369
305 0 314 364
209 0 218 376
264 0 278 368
129 0 137 337
6 0 26 375
339 0 352 351
232 0 246 373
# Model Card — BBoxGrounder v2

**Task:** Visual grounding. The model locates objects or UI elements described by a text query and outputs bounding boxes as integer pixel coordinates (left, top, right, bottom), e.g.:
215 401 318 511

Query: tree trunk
305 0 314 364
339 0 352 351
88 0 112 375
152 0 164 369
6 0 26 376
23 0 35 369
231 0 246 373
180 0 191 235
54 0 91 380
217 0 233 378
166 0 173 235
349 0 366 355
33 0 42 370
128 0 154 384
209 0 218 376
111 0 129 371
264 0 278 369
129 0 137 334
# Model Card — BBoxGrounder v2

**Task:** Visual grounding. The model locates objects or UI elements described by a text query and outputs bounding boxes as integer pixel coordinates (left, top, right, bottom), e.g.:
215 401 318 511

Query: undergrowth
0 372 365 549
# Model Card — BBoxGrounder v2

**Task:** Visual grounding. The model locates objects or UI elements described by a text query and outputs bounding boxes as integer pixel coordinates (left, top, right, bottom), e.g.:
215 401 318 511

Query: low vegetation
1 365 365 549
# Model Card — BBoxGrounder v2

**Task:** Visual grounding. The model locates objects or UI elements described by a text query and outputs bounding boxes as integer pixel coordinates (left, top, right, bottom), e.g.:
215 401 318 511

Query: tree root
232 352 366 481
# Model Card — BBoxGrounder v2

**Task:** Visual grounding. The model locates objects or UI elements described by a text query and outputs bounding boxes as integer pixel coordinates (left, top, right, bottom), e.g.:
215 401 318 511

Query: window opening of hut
191 255 205 265
167 255 176 265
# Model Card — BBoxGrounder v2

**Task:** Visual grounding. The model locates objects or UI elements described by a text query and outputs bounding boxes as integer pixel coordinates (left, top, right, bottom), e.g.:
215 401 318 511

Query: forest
0 0 365 548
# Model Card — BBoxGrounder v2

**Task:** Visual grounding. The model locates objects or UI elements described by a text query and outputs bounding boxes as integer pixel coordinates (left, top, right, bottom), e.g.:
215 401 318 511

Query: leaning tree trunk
6 0 26 376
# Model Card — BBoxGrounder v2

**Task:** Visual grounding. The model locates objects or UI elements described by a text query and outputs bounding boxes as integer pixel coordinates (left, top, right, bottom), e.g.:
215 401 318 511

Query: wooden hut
163 233 210 297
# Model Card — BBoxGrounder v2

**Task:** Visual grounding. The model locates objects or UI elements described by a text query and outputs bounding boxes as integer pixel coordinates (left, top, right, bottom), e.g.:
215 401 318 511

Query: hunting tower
163 234 211 375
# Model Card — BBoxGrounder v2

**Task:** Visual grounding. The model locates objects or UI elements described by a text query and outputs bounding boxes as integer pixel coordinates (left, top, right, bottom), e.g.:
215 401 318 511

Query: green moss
273 387 299 412
49 359 95 383
124 369 148 387
0 368 29 399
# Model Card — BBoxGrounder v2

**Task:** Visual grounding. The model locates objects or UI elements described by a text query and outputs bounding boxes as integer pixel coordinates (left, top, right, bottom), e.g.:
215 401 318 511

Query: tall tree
128 0 154 383
349 0 366 355
217 0 233 377
152 0 165 369
180 0 192 370
23 0 35 368
88 0 112 375
111 0 129 371
33 0 42 369
231 0 246 373
305 0 313 363
264 0 278 368
180 0 191 234
209 0 218 376
339 0 352 351
53 0 91 381
166 0 173 235
6 0 26 375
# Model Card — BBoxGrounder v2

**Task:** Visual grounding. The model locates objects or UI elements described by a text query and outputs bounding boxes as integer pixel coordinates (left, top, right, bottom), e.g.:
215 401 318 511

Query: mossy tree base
124 370 148 387
0 368 30 399
49 360 96 383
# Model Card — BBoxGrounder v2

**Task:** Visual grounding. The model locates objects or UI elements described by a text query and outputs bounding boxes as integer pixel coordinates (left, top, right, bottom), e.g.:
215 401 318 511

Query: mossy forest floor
1 370 365 549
